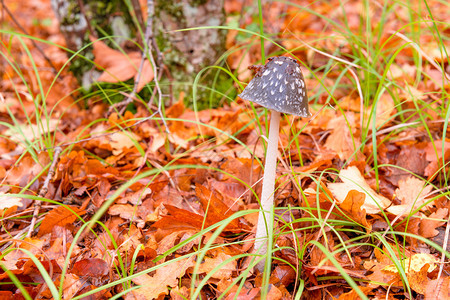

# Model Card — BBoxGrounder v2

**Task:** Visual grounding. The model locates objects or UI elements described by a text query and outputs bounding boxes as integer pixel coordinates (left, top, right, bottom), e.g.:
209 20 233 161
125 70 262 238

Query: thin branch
27 147 63 237
108 0 169 133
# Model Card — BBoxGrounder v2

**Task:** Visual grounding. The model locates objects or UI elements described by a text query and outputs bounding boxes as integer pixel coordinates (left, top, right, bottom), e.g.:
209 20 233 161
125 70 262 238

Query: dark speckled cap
238 56 310 117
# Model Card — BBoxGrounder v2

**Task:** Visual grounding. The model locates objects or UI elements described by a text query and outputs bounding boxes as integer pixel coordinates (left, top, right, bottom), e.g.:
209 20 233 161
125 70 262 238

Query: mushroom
238 56 310 272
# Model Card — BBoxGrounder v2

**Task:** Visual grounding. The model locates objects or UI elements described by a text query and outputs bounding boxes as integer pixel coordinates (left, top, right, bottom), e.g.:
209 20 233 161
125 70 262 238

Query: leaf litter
0 0 449 299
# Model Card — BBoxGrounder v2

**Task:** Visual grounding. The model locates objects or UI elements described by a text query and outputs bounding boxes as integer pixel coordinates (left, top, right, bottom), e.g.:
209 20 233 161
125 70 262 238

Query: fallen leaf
92 39 154 92
195 183 244 232
382 253 438 274
363 93 396 128
387 176 434 215
71 258 109 277
419 208 448 238
131 257 194 299
339 189 370 228
0 193 23 210
407 263 430 295
424 277 450 299
324 113 363 161
328 166 391 214
109 131 141 156
38 205 86 237
196 251 237 280
4 119 59 143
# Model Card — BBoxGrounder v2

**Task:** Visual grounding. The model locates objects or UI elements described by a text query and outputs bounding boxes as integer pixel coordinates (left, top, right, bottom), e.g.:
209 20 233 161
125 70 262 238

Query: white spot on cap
277 73 282 80
274 60 284 65
270 90 275 95
263 69 271 76
279 85 284 93
296 67 300 73
291 82 295 89
284 78 288 84
300 79 304 87
263 82 268 88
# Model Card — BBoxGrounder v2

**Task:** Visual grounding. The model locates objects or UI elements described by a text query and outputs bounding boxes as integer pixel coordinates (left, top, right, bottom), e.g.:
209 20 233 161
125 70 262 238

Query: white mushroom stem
254 110 281 272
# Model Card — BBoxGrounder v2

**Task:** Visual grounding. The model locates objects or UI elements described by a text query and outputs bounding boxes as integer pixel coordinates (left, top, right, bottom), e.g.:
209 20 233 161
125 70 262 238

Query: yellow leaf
383 253 438 274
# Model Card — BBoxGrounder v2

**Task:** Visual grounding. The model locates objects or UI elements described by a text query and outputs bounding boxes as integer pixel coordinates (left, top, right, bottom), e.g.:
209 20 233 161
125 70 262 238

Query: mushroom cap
238 56 310 117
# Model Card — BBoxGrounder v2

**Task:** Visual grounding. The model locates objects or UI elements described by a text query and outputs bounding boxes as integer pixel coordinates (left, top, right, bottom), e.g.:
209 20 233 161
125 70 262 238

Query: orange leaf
407 263 430 295
92 39 154 92
195 184 243 232
419 208 448 238
131 257 194 299
152 204 205 233
424 277 450 299
38 205 86 237
71 258 109 277
339 190 370 228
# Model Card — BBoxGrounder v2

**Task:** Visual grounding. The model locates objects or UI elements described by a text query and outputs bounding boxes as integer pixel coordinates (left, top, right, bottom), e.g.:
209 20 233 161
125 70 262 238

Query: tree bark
51 0 229 106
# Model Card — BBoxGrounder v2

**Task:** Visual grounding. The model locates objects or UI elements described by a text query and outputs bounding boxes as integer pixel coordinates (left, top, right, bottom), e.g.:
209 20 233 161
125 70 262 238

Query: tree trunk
51 0 138 89
51 0 230 107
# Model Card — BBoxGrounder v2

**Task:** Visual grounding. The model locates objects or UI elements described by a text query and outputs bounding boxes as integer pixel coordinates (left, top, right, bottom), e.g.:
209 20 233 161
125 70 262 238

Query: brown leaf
195 183 243 232
328 166 391 214
131 257 194 299
424 277 450 300
324 113 363 161
195 251 237 280
71 258 109 277
387 176 434 215
38 205 86 237
419 208 448 238
339 190 370 228
407 263 430 295
152 204 205 233
92 39 154 92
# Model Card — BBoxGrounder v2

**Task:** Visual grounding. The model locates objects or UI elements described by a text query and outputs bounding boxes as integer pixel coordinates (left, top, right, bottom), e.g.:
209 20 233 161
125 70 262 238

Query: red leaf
38 206 86 237
71 258 109 277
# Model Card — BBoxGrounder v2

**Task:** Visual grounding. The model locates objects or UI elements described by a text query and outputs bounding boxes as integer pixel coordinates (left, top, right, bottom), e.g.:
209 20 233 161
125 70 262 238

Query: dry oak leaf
382 253 438 274
387 176 433 216
406 263 431 295
130 257 194 300
328 166 390 214
4 119 59 143
0 193 23 210
62 273 84 300
92 39 154 92
363 92 396 128
339 189 370 228
324 113 363 161
383 254 439 295
71 258 109 277
424 277 450 299
38 205 86 237
2 238 46 270
419 208 448 238
195 251 237 280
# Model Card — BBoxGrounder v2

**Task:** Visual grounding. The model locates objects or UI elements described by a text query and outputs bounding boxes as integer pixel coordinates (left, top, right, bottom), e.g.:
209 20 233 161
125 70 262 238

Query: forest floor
0 0 449 299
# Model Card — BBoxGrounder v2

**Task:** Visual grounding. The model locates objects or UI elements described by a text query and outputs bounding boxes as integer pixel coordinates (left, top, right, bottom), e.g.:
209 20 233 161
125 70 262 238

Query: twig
27 147 63 237
107 0 169 133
